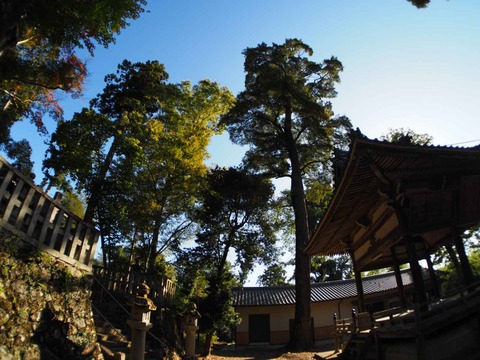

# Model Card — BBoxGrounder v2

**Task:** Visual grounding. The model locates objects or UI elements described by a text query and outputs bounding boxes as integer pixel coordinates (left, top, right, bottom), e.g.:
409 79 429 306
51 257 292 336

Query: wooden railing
333 284 480 353
92 266 176 306
0 155 99 272
334 310 374 334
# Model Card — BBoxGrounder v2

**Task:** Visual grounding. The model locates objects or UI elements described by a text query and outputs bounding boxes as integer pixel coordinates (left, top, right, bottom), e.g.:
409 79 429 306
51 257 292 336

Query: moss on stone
0 245 102 359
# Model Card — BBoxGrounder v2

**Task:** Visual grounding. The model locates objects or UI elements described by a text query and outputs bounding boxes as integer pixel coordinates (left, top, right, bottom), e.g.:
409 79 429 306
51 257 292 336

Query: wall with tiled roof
233 269 418 307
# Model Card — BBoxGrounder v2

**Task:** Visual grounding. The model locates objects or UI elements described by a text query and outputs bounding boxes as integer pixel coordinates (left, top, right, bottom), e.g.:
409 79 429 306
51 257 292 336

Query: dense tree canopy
407 0 430 8
43 60 235 268
0 139 33 175
258 263 289 286
380 127 433 145
0 0 146 151
221 38 351 350
310 255 352 282
179 166 279 354
0 0 146 54
190 167 279 283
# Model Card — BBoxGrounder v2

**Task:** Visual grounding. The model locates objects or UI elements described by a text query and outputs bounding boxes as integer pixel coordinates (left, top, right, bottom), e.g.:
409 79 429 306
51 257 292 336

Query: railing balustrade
92 266 176 306
0 155 99 272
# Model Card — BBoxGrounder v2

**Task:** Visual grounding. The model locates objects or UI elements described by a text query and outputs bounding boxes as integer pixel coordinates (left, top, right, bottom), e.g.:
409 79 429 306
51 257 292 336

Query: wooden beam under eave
352 205 396 256
353 206 402 271
358 149 391 185
355 226 404 271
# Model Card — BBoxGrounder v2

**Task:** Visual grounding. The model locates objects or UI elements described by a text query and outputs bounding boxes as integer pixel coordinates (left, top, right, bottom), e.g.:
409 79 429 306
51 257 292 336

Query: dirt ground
201 343 340 360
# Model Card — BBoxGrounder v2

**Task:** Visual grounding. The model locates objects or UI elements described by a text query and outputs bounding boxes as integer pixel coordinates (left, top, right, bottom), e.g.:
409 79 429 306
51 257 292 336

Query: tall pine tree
221 39 351 350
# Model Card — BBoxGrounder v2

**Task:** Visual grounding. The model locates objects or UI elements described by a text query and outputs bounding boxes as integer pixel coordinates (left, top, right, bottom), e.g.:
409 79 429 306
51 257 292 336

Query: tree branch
9 76 66 91
2 88 34 110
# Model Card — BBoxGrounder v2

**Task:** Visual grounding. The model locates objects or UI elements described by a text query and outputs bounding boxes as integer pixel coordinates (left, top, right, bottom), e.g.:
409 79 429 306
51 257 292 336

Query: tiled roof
232 269 417 307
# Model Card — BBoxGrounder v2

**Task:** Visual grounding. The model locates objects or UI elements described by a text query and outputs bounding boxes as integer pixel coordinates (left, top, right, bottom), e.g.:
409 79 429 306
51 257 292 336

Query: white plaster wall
236 297 360 333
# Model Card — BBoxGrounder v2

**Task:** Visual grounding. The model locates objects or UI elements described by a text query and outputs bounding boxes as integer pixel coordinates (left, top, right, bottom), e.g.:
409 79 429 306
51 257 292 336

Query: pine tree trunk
147 220 161 273
284 105 312 351
84 133 120 224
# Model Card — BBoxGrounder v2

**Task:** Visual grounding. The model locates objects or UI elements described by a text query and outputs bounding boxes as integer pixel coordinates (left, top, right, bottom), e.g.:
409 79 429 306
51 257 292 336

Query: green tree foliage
440 245 480 293
0 0 146 149
180 166 280 354
59 189 85 218
197 265 240 348
435 224 480 291
221 39 351 350
310 255 352 282
1 139 33 176
380 127 433 145
43 60 234 269
258 263 289 286
191 167 279 283
407 0 430 8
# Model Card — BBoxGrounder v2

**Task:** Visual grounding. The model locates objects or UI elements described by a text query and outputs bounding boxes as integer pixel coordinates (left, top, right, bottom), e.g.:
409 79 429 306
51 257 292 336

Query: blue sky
12 0 480 175
9 0 480 284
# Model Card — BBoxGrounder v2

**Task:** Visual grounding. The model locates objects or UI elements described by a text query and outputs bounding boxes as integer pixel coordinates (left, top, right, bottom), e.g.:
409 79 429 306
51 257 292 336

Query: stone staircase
93 314 168 360
340 333 376 360
91 279 173 360
94 315 131 360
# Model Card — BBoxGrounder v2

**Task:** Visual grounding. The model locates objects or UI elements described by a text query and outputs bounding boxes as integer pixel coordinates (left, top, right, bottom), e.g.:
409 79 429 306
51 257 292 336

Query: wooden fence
92 266 176 306
0 155 99 272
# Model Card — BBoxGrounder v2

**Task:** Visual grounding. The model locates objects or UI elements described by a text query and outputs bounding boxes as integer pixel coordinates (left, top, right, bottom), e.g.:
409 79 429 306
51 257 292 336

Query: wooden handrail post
352 309 357 334
333 313 339 352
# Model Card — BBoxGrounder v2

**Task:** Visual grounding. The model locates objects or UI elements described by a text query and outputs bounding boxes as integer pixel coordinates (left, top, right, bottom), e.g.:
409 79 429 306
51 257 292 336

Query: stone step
95 318 132 360
96 329 129 342
97 333 130 345
100 339 130 349
99 343 128 360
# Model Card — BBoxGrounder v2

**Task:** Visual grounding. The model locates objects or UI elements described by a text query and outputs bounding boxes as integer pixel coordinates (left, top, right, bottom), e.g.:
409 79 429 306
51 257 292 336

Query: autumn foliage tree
0 0 146 151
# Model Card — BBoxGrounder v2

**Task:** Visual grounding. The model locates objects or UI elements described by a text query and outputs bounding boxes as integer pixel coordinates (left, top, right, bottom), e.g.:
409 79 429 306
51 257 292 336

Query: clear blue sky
12 0 480 174
10 0 480 284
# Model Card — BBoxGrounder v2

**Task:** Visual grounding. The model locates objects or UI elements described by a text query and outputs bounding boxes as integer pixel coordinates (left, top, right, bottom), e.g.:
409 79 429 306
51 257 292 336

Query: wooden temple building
305 131 480 359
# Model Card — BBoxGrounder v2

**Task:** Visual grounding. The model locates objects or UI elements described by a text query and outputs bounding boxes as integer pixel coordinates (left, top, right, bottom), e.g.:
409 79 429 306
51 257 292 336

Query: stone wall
0 232 102 360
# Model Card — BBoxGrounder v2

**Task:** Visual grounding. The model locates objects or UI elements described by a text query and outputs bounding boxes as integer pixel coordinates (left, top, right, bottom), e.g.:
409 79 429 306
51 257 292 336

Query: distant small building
232 269 431 346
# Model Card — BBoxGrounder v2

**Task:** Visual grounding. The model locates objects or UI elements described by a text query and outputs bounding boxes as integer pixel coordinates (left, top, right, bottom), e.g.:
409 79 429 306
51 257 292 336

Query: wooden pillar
406 236 427 306
454 232 474 286
425 254 440 299
391 246 406 307
349 250 365 313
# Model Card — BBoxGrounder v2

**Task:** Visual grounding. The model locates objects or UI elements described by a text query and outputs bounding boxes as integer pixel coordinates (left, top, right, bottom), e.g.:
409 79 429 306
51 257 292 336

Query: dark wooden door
249 314 270 343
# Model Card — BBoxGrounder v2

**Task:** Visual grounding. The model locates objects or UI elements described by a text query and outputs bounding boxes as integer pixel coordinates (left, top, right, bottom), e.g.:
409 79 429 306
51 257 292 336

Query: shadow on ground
205 342 339 360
